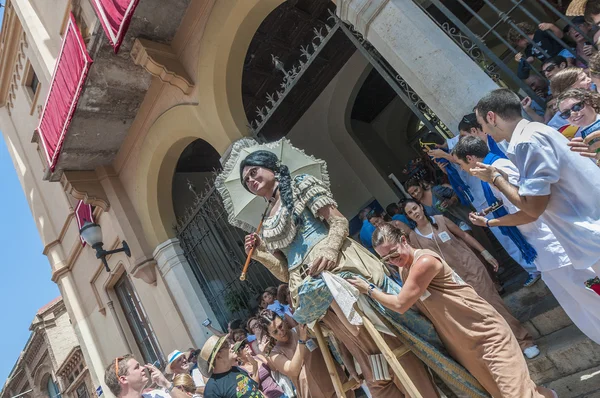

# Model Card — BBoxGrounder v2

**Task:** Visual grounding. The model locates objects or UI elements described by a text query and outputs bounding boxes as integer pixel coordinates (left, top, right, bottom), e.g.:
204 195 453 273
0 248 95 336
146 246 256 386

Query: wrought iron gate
176 182 280 330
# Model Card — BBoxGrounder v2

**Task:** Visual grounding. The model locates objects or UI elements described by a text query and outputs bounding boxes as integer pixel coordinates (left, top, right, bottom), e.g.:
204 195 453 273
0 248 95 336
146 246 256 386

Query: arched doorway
173 140 280 329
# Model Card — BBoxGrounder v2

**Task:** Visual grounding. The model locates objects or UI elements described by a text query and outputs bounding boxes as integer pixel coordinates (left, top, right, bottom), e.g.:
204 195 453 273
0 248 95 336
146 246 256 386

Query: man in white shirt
427 114 541 286
472 88 600 276
104 355 187 398
454 136 600 344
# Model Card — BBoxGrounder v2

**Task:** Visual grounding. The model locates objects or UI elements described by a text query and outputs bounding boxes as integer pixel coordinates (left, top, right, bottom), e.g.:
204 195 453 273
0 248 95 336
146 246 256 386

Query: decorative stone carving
131 38 194 95
130 259 158 285
60 171 110 211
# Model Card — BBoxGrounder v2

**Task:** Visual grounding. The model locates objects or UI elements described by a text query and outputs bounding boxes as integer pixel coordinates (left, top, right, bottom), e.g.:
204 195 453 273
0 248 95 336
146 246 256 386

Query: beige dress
321 310 440 398
409 215 533 350
401 249 543 398
270 328 354 398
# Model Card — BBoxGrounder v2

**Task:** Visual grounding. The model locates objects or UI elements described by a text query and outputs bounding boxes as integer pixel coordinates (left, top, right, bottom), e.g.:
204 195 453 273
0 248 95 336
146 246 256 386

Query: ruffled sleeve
293 174 337 219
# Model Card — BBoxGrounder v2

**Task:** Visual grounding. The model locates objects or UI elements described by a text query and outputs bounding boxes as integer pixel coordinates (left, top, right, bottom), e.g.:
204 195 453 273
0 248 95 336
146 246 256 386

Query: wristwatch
298 339 307 345
164 383 175 394
368 283 377 297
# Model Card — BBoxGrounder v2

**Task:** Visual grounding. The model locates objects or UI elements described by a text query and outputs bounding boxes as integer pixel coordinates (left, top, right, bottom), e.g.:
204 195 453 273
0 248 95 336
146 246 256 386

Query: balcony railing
414 0 595 107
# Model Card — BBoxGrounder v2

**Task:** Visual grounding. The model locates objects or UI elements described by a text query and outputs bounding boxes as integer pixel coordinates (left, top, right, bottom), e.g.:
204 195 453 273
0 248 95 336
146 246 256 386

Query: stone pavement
502 272 600 397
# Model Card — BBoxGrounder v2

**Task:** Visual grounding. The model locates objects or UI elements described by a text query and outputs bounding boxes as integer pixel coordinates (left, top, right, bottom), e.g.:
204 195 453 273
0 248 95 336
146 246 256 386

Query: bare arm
540 23 564 39
469 210 537 227
349 256 442 314
490 174 549 218
471 163 550 218
206 325 225 337
269 326 309 379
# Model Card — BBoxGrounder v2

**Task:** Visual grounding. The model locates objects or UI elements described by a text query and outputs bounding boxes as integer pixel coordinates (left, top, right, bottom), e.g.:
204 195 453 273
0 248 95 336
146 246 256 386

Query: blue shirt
267 300 286 318
360 219 376 253
392 214 409 225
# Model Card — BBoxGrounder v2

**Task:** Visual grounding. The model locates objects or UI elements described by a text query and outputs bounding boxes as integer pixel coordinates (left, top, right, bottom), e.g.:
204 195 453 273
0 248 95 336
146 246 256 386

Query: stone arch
33 365 53 396
136 0 293 249
194 0 284 143
135 104 233 249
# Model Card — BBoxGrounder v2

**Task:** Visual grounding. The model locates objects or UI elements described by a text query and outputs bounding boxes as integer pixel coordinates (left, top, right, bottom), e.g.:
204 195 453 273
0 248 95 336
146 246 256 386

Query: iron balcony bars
416 0 597 108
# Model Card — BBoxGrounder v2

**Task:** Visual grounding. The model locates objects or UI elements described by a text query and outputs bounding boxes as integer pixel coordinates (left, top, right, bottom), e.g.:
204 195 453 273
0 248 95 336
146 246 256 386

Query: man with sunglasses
473 88 600 277
542 55 568 81
104 355 188 398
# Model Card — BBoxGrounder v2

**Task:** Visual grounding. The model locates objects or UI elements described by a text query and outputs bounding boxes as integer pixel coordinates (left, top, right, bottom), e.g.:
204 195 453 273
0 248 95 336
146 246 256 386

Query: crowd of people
100 3 600 398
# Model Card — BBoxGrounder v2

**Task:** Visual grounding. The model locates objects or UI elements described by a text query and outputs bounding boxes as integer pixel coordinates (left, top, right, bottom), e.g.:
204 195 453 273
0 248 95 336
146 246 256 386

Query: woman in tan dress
401 199 539 357
348 224 557 398
257 309 355 398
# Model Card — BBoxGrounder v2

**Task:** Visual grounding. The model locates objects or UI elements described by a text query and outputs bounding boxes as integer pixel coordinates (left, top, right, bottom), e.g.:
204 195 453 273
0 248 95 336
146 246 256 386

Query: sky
0 134 60 385
0 0 59 388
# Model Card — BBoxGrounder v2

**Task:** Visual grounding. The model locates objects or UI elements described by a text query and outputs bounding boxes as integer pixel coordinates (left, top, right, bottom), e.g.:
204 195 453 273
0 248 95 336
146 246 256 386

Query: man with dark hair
542 55 568 80
105 355 186 398
454 136 600 344
473 88 600 276
585 0 600 27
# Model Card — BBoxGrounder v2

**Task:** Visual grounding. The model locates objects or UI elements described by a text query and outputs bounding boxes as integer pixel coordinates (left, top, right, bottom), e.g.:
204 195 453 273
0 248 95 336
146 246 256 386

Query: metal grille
415 0 596 107
176 180 280 330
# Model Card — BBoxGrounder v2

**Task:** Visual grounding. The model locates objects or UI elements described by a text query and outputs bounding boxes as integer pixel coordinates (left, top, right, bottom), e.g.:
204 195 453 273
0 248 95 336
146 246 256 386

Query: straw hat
199 335 228 375
566 0 588 16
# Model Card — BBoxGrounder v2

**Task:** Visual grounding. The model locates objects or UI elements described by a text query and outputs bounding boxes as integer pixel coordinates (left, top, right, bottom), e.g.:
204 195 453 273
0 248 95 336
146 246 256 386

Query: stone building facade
0 0 597 396
1 297 93 398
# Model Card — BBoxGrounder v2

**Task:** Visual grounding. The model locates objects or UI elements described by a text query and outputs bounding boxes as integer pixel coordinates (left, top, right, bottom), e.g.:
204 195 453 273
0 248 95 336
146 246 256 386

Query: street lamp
79 220 131 272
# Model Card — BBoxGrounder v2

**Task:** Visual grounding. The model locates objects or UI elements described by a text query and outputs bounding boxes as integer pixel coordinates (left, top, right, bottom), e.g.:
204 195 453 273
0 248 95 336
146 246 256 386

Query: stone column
58 274 107 395
153 239 219 348
336 0 498 132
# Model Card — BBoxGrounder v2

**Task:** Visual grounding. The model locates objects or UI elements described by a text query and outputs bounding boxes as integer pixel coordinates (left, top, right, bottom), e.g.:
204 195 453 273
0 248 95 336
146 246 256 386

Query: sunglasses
559 101 586 119
115 356 125 379
542 64 557 74
381 247 402 264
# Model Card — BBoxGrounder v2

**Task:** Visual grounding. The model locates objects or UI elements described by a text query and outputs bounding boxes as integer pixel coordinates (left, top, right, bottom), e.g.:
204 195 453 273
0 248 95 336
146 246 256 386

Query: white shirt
142 390 171 398
448 135 509 211
490 158 570 272
507 120 600 269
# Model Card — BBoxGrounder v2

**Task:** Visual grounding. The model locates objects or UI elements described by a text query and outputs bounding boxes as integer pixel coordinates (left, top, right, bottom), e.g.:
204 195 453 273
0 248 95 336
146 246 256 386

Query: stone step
500 276 574 338
503 277 553 313
519 293 573 340
545 365 600 398
528 324 600 386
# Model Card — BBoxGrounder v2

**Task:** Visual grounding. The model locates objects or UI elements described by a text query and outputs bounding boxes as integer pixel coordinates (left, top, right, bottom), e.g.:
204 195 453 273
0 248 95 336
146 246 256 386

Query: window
46 378 61 398
75 383 89 398
114 276 163 367
30 72 40 95
23 61 41 113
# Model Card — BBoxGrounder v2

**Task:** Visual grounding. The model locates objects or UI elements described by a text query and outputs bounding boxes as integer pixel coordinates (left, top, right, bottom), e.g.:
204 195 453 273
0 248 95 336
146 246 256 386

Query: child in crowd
509 21 564 63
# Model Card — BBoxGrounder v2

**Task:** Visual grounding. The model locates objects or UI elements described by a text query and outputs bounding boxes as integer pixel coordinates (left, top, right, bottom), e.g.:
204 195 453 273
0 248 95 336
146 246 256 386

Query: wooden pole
312 323 347 397
355 307 423 398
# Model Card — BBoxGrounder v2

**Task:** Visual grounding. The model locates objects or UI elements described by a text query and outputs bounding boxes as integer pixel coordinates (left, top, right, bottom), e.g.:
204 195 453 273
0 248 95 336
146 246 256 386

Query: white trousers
490 226 540 276
542 266 600 345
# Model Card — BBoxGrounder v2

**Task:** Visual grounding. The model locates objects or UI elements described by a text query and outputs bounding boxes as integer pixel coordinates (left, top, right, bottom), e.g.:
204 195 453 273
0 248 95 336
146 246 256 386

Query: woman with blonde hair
348 223 557 398
172 373 202 397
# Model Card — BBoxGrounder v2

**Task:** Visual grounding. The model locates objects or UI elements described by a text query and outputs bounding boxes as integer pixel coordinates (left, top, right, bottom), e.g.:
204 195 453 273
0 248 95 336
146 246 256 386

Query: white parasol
215 138 329 233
